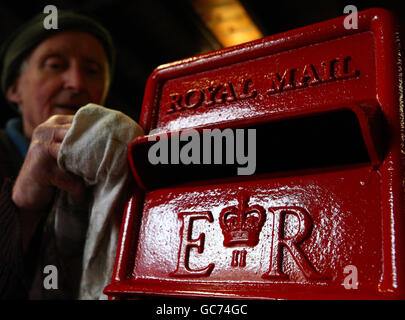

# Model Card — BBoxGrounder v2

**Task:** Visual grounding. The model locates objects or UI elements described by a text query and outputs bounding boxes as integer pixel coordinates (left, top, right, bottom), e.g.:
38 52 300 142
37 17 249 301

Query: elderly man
0 11 118 299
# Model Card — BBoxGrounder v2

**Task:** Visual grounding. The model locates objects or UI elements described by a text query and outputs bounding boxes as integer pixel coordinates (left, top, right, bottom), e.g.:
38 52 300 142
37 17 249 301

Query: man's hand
13 115 86 211
12 115 86 250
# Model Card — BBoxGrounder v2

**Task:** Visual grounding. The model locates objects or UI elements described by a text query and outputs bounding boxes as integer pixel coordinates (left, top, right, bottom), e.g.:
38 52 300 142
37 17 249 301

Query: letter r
262 207 328 280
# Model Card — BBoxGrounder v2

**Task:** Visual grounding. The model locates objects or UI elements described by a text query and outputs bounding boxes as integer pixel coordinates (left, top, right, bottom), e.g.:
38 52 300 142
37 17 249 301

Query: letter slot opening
129 106 385 190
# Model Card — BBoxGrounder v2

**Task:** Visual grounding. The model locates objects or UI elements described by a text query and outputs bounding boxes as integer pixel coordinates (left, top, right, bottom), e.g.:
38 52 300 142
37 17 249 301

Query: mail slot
104 8 405 299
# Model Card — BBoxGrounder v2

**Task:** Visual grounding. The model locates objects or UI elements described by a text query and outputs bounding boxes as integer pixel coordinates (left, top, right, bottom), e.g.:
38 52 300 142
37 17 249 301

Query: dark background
1 0 404 127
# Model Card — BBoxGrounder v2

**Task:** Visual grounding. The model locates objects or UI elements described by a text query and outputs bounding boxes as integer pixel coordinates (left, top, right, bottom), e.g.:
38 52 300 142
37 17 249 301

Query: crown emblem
219 192 266 247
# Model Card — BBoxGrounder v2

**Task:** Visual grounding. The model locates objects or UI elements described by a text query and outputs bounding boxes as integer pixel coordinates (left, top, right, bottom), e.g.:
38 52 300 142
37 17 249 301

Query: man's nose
63 63 87 92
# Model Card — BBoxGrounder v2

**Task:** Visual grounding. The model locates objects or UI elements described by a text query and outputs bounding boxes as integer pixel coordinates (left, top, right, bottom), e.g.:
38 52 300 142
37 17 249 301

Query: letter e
170 211 214 277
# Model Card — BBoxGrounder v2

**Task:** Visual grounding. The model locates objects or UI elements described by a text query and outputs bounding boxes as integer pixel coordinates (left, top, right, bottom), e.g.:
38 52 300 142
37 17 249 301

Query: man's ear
6 82 22 105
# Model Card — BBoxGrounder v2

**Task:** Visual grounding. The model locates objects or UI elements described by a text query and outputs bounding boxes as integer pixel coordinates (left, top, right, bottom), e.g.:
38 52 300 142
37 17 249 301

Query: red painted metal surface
104 8 405 299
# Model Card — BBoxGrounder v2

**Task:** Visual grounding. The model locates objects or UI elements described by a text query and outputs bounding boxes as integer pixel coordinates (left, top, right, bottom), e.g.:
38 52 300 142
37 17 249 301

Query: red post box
104 8 405 299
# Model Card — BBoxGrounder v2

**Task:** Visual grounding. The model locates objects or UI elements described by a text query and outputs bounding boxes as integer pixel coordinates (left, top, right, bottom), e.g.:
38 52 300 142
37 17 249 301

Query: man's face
7 31 110 138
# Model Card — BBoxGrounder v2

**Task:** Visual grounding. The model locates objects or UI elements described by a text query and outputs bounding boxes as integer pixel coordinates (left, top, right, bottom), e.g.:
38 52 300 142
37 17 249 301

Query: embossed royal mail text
167 56 359 114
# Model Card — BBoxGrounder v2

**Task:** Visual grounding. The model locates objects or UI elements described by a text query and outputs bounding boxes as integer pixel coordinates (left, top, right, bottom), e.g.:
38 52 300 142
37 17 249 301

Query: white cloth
55 104 143 299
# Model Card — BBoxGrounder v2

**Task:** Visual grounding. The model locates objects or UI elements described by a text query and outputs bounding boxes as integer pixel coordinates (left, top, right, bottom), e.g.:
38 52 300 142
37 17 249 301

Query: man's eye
43 58 65 71
85 64 101 75
47 63 61 69
86 67 99 74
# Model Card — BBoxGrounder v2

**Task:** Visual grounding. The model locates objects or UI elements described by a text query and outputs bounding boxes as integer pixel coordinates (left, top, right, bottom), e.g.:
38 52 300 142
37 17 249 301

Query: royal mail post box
104 8 405 299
